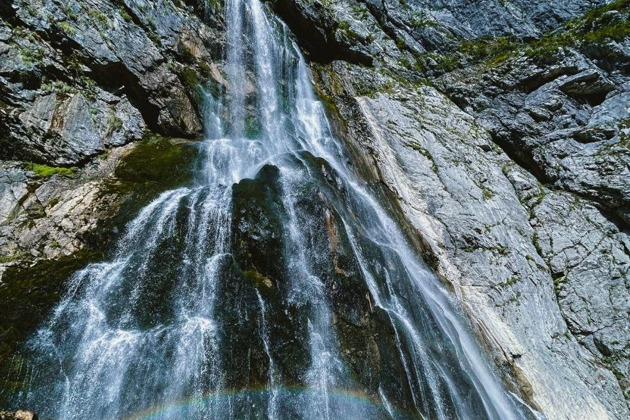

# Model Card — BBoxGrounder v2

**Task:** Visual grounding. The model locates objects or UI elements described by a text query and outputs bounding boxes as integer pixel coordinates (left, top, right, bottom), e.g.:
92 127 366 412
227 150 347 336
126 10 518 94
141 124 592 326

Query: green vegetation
395 37 408 50
107 113 124 134
67 53 85 76
79 76 99 101
505 276 521 286
179 66 204 107
60 5 78 20
205 0 223 12
148 31 162 46
532 232 544 257
481 186 495 200
408 11 435 28
119 8 133 22
146 17 157 31
553 276 568 292
181 45 196 63
88 10 111 28
425 0 630 73
619 119 630 148
244 269 274 289
337 21 362 42
505 291 522 306
0 255 18 264
180 66 199 92
351 3 370 20
41 78 78 96
106 134 199 206
19 45 45 65
24 163 78 178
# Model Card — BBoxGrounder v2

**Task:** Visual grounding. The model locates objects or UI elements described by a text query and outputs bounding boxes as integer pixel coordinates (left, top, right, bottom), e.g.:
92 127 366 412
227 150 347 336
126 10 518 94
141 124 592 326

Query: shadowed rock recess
0 0 628 419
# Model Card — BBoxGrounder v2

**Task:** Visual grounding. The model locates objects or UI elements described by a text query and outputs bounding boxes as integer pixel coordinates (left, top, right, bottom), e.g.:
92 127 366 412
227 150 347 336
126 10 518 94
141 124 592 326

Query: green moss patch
23 162 78 178
90 134 199 251
107 134 199 202
179 66 204 108
243 269 274 289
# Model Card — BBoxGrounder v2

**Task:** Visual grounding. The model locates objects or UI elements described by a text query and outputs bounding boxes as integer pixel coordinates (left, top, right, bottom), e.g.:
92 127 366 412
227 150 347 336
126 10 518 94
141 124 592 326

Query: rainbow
124 386 413 420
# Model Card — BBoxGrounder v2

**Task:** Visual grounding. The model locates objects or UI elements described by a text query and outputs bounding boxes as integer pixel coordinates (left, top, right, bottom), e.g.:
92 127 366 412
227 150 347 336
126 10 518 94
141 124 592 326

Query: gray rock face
437 47 630 229
313 61 628 418
518 180 630 397
0 0 223 164
273 0 608 61
373 0 607 50
278 0 630 417
0 146 131 264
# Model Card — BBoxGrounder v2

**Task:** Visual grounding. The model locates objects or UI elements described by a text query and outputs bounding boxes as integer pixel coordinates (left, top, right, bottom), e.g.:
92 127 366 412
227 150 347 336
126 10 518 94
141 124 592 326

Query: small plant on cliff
88 10 111 28
24 163 78 178
619 119 630 148
60 5 78 20
107 113 124 135
57 21 76 35
409 11 435 28
119 8 133 22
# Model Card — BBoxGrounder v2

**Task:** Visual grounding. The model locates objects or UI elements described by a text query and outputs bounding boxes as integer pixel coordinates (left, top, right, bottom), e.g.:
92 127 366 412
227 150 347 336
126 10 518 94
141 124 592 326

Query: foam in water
5 0 536 419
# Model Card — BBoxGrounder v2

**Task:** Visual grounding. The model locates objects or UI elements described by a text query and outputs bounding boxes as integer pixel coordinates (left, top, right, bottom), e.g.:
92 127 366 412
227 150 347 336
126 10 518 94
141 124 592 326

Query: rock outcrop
0 411 38 420
0 0 224 164
0 136 199 402
0 0 221 401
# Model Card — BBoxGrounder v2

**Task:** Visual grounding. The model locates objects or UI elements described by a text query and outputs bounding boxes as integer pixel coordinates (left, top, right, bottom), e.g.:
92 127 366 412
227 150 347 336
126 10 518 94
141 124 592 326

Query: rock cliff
270 0 630 417
0 0 628 418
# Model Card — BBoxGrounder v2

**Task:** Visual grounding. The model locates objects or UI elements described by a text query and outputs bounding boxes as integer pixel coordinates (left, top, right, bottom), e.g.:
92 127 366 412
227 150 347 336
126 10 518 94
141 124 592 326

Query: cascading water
4 1 537 419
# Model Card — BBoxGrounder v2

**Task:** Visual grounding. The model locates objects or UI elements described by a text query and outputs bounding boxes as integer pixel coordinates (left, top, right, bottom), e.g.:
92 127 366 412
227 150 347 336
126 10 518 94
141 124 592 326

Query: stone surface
313 61 628 418
0 411 37 420
437 47 630 229
0 0 223 164
0 148 128 264
284 0 630 416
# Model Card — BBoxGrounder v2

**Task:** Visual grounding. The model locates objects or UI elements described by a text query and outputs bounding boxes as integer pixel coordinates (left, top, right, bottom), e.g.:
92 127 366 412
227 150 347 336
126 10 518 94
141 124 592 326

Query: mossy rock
113 135 198 191
231 164 286 282
102 134 199 216
0 135 200 402
0 249 105 400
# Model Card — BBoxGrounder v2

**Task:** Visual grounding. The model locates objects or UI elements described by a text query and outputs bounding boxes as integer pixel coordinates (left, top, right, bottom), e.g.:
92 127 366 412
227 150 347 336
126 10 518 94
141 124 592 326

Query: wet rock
0 411 37 420
0 137 199 400
227 165 311 387
311 60 629 418
1 0 629 417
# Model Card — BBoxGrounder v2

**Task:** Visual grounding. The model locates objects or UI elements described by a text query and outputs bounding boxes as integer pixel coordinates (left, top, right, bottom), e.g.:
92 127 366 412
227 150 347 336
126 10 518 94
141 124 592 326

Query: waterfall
7 0 535 419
